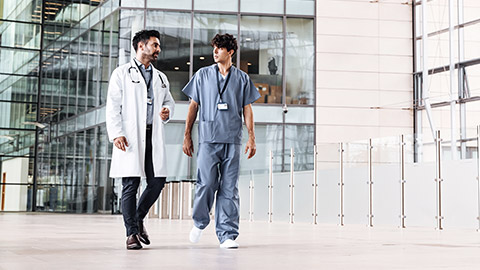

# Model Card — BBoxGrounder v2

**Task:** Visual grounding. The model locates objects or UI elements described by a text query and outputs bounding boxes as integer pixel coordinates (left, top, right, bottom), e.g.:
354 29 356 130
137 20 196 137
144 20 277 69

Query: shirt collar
134 58 152 71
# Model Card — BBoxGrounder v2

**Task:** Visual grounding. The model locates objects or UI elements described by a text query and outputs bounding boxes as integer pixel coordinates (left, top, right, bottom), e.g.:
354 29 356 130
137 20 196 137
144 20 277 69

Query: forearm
184 100 198 137
243 104 255 140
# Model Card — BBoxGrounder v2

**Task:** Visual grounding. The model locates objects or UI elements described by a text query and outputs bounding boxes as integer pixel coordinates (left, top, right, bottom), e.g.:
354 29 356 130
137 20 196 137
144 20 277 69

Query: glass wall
414 0 480 160
0 0 41 211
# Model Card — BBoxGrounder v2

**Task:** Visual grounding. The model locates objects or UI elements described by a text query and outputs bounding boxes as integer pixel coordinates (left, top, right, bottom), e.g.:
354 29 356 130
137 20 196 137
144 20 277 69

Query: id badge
147 98 153 105
217 102 228 111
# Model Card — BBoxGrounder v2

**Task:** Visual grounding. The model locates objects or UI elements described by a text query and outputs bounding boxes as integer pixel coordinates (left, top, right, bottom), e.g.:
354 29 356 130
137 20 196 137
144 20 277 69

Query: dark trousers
122 127 166 236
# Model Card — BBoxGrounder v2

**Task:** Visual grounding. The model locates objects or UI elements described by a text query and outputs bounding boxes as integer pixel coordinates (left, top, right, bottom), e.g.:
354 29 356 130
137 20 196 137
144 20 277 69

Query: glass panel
193 14 238 72
286 0 314 16
0 129 36 156
0 47 39 75
0 74 38 103
240 16 283 105
118 9 144 66
465 65 480 98
284 125 314 171
465 100 480 139
147 0 191 10
121 0 145 8
241 0 283 14
286 18 314 105
463 22 480 62
164 123 190 180
146 11 191 102
0 20 41 49
462 0 480 24
428 70 453 103
0 0 42 23
95 125 109 211
194 0 237 12
0 101 37 129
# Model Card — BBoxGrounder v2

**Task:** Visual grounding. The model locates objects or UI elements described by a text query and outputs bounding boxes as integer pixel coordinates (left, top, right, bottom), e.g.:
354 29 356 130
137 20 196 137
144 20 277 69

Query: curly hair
210 33 238 55
132 30 161 52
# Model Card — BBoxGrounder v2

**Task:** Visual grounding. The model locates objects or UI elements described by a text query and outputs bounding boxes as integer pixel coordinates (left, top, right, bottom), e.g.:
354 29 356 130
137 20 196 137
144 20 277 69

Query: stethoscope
128 61 166 88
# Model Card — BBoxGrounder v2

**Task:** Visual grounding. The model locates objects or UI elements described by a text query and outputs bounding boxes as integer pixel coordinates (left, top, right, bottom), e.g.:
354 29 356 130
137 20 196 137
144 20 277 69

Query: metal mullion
448 0 457 159
313 1 317 144
237 0 241 67
281 0 286 172
0 45 41 52
0 18 42 26
0 100 38 105
32 0 46 212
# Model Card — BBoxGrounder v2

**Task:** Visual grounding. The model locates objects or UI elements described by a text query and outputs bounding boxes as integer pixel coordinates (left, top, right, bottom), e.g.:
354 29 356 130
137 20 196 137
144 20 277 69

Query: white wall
316 0 413 144
1 157 29 211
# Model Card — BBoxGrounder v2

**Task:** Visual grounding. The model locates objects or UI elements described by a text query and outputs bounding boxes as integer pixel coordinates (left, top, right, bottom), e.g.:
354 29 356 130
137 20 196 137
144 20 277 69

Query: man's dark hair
211 33 238 55
132 30 160 52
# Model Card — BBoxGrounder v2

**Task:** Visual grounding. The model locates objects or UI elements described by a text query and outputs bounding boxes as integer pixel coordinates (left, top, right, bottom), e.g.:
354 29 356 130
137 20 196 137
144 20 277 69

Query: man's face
213 46 233 63
140 36 161 62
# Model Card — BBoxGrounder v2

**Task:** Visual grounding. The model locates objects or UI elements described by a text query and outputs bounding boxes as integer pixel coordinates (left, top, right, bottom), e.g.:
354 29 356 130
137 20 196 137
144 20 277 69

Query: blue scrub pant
193 143 241 243
121 127 166 236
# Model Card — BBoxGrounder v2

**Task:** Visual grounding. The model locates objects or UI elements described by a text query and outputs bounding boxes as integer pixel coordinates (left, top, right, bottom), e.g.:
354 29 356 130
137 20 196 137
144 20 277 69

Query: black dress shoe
126 234 142 250
138 222 150 245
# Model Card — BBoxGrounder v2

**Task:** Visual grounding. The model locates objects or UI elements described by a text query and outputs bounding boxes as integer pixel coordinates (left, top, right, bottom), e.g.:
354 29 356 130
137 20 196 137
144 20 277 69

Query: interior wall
316 0 414 144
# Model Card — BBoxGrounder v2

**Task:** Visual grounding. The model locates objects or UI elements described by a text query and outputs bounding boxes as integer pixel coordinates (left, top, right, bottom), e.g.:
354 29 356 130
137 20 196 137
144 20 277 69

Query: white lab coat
106 59 175 178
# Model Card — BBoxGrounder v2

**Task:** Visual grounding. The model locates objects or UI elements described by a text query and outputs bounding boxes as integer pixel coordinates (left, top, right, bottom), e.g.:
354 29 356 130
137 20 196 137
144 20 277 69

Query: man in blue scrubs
182 33 260 249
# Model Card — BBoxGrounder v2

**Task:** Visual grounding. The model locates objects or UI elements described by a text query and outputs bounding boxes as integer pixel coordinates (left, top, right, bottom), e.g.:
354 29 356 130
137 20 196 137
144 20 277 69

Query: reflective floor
1 213 480 269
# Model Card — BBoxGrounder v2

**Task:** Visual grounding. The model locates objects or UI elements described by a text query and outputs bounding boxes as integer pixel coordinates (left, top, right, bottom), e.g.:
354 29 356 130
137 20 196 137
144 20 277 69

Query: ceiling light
174 67 179 70
186 62 190 65
247 62 252 66
199 56 205 60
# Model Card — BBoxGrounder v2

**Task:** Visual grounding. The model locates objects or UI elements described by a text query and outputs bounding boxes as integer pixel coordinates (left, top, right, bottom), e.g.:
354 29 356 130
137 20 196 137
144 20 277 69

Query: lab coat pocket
122 120 137 151
199 121 214 142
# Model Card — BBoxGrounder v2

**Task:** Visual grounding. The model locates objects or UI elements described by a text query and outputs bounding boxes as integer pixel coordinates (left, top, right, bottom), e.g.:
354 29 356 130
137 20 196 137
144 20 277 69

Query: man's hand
244 138 256 159
114 136 128 152
160 107 170 121
183 135 194 157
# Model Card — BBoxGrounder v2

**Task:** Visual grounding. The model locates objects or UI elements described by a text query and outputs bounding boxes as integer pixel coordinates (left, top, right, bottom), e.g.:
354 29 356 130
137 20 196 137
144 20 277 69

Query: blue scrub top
182 64 261 144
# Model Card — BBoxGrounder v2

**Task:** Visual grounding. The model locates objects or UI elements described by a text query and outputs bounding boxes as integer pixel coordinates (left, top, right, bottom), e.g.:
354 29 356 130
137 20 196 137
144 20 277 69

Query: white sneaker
189 226 203 243
219 239 239 249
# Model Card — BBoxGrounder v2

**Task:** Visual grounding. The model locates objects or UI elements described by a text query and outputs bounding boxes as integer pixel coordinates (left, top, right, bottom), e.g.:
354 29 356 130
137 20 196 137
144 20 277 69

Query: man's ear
229 49 234 57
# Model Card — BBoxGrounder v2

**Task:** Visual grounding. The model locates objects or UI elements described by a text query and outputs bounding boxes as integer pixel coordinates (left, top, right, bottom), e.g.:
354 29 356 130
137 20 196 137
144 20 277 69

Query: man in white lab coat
106 30 175 250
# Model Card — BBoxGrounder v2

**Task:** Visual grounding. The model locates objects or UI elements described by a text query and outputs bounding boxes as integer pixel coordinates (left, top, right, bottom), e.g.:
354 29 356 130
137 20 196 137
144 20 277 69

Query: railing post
367 139 374 227
168 182 173 220
268 150 273 223
179 180 184 220
338 143 344 226
313 145 318 225
435 130 444 230
289 148 294 224
400 135 406 228
249 170 254 222
476 125 480 231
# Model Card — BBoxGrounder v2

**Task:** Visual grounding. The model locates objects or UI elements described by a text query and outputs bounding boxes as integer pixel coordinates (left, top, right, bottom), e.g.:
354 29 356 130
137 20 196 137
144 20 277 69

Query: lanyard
134 60 153 92
215 65 232 102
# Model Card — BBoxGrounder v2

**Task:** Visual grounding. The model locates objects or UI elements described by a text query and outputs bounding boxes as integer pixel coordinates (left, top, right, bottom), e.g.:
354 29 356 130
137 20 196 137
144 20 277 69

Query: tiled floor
1 213 480 269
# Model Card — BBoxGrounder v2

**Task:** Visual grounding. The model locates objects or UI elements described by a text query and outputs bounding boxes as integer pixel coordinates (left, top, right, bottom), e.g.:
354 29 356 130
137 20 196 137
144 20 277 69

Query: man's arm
243 104 256 159
160 74 175 122
183 100 199 157
106 69 128 151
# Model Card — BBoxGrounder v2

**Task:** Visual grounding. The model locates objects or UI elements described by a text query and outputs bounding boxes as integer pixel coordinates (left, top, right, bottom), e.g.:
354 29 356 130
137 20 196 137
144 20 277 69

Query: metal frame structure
413 0 480 161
